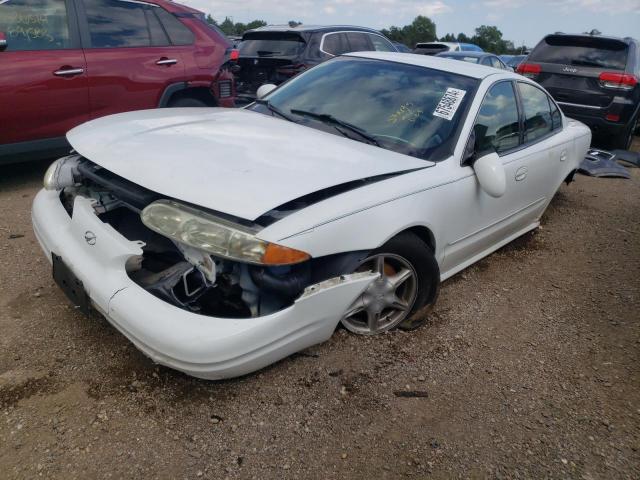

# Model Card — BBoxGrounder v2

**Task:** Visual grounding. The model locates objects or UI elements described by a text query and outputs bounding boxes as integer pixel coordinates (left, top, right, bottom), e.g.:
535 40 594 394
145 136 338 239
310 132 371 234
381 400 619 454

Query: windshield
250 57 478 161
239 32 306 57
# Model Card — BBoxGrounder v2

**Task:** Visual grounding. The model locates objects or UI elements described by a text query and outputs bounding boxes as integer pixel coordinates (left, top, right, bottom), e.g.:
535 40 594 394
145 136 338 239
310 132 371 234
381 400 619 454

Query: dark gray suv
235 25 397 103
519 33 639 149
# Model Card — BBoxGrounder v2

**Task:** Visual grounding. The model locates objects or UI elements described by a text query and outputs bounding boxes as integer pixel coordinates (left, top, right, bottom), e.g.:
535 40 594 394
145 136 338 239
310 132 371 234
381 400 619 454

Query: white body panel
32 190 376 380
34 53 592 379
66 108 429 221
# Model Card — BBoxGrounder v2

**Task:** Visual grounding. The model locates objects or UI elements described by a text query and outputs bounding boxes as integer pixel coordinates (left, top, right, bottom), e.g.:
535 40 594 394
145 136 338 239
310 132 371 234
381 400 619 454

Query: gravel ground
1 137 639 479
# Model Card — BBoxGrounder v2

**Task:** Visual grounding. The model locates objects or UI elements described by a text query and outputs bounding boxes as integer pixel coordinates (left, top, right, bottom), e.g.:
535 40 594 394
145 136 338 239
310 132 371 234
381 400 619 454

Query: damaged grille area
60 159 369 318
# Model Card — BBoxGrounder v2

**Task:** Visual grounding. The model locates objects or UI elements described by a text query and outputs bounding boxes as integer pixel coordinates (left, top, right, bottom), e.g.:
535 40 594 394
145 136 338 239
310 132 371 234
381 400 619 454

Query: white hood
67 108 432 221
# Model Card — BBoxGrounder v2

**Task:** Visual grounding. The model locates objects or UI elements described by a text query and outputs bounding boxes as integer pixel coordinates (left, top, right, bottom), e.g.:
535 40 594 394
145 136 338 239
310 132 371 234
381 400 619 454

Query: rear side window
145 9 169 46
345 32 371 52
322 32 348 56
0 0 71 51
369 34 395 52
530 35 629 70
518 82 553 142
474 82 521 155
84 0 151 48
239 32 305 57
153 7 194 46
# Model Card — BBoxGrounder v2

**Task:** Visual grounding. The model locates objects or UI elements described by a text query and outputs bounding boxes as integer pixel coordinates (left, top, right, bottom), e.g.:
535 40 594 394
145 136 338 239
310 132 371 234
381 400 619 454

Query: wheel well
405 226 436 253
168 87 217 107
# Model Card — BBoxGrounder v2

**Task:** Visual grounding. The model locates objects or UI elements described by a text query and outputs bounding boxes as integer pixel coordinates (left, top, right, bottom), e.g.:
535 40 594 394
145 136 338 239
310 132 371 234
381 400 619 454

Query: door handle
54 67 84 77
156 58 178 66
560 150 567 162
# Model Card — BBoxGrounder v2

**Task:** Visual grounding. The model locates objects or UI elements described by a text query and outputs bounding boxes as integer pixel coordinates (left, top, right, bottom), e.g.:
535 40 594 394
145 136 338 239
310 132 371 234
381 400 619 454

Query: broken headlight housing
141 200 310 266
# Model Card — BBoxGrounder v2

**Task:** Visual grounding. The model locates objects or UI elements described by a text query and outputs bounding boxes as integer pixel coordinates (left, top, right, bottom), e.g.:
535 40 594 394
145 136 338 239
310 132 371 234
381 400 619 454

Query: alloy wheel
341 253 418 335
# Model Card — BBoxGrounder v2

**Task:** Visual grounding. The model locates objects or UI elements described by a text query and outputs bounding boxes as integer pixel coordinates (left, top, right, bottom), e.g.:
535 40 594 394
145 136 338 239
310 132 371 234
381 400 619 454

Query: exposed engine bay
58 156 369 318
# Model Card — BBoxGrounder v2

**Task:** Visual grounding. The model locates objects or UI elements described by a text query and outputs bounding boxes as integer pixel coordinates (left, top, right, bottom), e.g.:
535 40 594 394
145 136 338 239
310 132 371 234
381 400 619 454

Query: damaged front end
52 156 369 319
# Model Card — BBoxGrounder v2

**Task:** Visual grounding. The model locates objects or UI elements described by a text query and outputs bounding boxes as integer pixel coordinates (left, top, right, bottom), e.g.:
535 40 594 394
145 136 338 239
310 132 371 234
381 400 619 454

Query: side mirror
0 32 7 52
256 84 277 100
473 152 506 198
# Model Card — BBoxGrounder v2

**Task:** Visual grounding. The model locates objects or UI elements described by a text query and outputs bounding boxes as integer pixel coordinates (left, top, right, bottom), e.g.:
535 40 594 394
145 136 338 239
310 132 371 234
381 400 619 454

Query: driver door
441 80 542 274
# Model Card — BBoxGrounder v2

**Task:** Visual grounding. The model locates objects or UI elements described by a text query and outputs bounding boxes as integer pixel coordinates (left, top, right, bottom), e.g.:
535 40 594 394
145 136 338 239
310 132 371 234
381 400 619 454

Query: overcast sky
181 0 639 47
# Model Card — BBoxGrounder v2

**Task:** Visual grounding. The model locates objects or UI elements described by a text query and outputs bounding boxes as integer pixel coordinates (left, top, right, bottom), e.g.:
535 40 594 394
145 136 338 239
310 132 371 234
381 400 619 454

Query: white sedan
32 52 591 379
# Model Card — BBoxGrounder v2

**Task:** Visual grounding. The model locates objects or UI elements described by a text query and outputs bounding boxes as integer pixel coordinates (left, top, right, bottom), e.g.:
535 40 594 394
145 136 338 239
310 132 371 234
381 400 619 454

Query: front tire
341 232 439 335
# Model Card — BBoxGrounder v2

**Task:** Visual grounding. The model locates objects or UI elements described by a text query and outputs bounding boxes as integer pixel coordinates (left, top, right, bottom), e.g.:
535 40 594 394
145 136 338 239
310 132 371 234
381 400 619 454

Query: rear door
0 0 89 146
524 35 630 110
76 0 189 119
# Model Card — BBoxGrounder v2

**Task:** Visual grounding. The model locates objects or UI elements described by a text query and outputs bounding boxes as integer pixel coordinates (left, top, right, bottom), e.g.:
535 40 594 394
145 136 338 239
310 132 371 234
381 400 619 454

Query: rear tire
612 112 639 151
340 232 439 335
168 97 208 108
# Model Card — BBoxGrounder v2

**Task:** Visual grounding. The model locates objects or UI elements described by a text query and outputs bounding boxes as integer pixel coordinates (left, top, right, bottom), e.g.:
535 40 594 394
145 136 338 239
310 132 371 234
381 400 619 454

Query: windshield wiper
290 109 380 147
254 99 294 122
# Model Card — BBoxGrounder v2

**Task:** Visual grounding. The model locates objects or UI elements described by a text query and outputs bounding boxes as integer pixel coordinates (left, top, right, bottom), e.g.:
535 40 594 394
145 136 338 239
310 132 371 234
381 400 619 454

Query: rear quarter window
530 35 629 70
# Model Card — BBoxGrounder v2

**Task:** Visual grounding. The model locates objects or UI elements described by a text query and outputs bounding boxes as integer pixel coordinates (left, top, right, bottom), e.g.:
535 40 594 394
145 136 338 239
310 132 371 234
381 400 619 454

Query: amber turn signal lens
262 243 311 265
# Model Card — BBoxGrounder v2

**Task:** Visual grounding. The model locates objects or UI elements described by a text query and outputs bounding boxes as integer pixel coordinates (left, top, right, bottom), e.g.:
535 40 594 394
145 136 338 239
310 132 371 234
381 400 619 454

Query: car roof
345 51 510 79
245 25 383 35
437 51 492 59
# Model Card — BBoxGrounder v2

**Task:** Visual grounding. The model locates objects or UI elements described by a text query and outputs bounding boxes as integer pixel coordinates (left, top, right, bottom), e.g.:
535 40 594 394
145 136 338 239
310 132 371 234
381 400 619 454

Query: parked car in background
505 54 527 69
393 41 413 53
235 25 397 103
437 51 511 70
414 41 483 56
519 33 639 149
33 52 590 379
0 0 237 165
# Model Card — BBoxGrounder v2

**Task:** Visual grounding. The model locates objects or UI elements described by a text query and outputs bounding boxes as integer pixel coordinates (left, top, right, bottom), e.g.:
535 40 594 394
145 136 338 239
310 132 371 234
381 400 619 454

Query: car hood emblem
84 231 96 245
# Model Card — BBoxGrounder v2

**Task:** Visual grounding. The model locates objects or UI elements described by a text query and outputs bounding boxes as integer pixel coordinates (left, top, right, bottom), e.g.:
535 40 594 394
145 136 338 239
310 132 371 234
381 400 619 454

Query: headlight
141 200 311 266
43 156 80 191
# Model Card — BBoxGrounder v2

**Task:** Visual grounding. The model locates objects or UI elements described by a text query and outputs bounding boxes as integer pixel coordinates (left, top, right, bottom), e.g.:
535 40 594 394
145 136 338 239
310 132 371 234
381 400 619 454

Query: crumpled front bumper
31 189 375 379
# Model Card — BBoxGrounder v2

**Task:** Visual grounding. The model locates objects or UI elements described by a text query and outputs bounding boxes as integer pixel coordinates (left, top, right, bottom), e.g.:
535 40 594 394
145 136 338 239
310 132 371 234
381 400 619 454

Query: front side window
252 57 479 161
369 34 395 52
473 82 520 155
84 0 151 48
0 0 71 51
518 82 553 142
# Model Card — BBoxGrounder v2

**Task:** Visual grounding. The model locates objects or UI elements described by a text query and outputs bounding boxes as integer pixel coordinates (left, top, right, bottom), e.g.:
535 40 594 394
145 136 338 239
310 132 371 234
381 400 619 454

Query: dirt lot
1 137 639 479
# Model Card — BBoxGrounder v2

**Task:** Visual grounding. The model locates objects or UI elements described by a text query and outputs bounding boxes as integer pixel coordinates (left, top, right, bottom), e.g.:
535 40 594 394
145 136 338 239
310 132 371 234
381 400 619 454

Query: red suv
0 0 236 164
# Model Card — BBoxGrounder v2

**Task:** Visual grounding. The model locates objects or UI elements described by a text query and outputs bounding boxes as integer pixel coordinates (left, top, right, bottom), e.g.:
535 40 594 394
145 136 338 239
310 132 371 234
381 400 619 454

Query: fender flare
157 82 189 108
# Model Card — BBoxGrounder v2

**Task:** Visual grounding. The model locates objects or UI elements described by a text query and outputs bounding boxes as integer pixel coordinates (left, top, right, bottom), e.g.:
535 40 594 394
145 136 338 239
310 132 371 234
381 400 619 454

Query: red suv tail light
598 72 638 91
516 62 541 79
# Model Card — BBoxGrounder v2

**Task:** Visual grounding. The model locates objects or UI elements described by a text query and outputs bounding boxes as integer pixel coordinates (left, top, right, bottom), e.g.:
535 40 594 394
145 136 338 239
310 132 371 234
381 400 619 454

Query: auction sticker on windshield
433 88 467 121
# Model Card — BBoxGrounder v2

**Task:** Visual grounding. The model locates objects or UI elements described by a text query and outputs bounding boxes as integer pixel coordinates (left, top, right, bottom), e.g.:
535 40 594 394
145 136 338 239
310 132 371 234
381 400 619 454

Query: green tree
472 25 508 54
288 20 302 28
402 15 437 47
219 17 236 36
246 20 267 31
456 32 472 44
440 33 456 42
205 14 216 25
383 16 436 48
